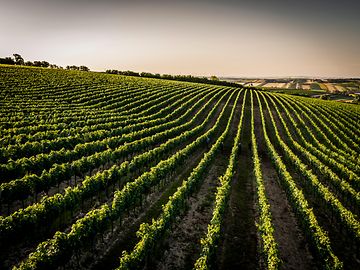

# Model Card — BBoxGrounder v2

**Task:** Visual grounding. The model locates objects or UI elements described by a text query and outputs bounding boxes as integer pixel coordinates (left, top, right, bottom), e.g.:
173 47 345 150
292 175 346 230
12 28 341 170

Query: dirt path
144 91 242 270
150 153 228 270
265 94 360 269
286 162 360 270
256 94 316 270
75 145 209 270
216 97 259 270
267 95 358 215
261 157 317 270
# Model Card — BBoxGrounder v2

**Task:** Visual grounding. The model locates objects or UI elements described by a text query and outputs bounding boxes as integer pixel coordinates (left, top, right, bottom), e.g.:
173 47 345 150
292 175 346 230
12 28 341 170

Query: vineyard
0 65 359 270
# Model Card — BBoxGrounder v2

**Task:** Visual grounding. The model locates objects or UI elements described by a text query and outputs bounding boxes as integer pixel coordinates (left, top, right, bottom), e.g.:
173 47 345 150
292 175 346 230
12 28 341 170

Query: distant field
229 78 360 94
0 65 359 270
225 77 360 103
265 88 326 97
310 83 322 90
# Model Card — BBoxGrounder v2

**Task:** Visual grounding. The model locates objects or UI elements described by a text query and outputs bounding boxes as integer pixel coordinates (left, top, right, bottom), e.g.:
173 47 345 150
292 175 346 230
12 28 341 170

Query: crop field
0 65 359 270
234 78 360 94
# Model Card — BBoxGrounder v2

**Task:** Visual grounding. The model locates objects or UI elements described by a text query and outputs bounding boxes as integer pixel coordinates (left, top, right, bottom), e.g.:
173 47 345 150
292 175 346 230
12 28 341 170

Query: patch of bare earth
144 92 241 270
260 94 360 269
216 99 259 270
257 95 316 269
150 156 227 270
261 157 317 270
1 95 224 270
71 145 209 270
324 83 337 93
59 95 233 270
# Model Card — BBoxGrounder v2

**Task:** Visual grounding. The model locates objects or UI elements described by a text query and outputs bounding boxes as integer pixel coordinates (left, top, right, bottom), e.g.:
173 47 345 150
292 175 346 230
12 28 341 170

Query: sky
1 0 359 77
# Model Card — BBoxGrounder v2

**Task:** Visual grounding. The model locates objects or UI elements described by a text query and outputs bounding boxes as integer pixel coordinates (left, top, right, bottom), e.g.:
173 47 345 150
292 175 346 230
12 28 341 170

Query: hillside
0 65 359 270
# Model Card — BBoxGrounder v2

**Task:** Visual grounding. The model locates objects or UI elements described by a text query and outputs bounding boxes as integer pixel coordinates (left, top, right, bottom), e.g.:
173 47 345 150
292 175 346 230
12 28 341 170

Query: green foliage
0 66 359 269
194 90 250 270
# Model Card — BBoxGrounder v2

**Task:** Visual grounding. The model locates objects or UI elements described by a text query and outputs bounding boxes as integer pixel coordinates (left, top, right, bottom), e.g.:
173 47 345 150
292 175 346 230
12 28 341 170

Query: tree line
0 54 89 71
105 69 246 88
1 53 256 89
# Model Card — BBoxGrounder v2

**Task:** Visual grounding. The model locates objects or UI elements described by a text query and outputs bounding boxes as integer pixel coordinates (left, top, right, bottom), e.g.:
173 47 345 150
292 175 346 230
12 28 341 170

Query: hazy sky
1 0 359 77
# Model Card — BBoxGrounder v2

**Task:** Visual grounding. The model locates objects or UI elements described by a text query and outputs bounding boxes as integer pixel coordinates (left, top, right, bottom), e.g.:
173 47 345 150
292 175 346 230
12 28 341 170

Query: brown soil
66 143 209 270
63 92 236 270
142 90 241 270
261 157 317 270
257 94 317 269
151 153 227 270
283 160 360 270
216 96 259 270
1 93 225 270
268 94 359 215
260 94 360 269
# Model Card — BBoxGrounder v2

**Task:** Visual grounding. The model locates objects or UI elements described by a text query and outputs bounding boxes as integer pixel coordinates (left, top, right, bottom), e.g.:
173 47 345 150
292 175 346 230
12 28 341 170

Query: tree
33 61 43 67
0 57 15 65
140 72 154 78
80 66 89 72
41 61 50 68
66 65 80 70
210 75 219 81
13 54 24 65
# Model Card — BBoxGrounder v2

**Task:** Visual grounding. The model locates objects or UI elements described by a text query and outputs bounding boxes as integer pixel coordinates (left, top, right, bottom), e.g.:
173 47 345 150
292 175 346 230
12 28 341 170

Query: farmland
229 78 360 93
0 65 359 270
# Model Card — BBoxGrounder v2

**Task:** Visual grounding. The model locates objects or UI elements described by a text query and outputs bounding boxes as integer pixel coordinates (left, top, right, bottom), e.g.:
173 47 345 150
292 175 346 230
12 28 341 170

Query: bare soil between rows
144 91 242 270
1 93 227 270
58 92 236 269
216 100 259 270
